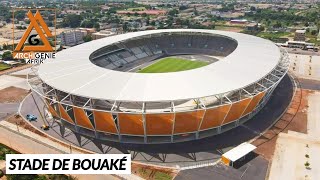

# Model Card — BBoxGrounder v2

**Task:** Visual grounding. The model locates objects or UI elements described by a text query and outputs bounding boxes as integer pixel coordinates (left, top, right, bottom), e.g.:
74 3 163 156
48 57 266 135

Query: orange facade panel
45 101 60 118
93 111 117 134
174 110 205 134
242 92 266 116
73 107 94 130
118 113 144 135
200 104 231 130
223 98 252 125
58 103 75 125
146 113 174 135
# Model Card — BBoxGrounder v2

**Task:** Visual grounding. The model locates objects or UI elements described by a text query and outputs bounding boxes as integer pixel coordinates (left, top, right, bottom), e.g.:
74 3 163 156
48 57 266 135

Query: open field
127 7 146 11
138 57 209 73
0 64 10 71
257 31 291 40
214 25 244 32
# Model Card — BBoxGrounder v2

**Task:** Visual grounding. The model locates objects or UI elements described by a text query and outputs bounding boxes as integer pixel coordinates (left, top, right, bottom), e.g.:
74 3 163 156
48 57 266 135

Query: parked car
26 114 37 121
41 125 49 130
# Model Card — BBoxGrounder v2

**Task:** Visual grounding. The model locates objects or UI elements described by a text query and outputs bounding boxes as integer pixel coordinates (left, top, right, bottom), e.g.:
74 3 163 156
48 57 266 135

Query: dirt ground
268 90 320 180
0 86 30 103
252 88 313 160
131 163 179 180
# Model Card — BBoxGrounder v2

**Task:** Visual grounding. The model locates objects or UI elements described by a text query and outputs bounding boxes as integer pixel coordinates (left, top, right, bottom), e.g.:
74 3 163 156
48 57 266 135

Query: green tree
108 8 117 14
193 7 199 16
273 21 282 28
48 15 54 21
311 29 318 36
62 14 82 28
14 10 26 21
305 22 309 27
2 51 13 60
83 35 92 42
179 5 188 11
6 174 40 180
94 23 100 30
2 44 7 50
46 21 53 27
81 20 94 28
168 9 179 16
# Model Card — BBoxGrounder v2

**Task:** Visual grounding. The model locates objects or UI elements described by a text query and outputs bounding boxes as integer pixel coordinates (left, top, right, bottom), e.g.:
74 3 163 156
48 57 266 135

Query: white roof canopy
222 142 257 162
38 29 281 102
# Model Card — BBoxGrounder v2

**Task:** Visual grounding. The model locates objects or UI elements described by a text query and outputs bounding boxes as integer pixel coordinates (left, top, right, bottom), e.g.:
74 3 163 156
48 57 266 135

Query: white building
60 30 85 46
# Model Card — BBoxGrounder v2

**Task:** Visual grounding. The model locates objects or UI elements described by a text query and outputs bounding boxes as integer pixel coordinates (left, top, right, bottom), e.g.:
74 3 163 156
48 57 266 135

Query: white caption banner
6 154 131 174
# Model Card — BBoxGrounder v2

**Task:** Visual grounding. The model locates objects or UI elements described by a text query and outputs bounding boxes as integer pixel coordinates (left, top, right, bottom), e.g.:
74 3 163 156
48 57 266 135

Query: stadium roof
38 29 281 102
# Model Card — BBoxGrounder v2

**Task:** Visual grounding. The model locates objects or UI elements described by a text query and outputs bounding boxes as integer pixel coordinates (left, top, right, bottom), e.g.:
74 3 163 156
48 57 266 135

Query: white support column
265 77 275 84
45 88 55 95
115 112 121 142
142 102 147 143
60 93 71 103
197 99 206 139
171 101 175 143
219 96 233 129
83 98 91 108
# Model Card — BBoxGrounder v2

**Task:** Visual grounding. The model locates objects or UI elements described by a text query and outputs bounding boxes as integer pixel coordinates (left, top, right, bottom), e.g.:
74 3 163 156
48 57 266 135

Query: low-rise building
60 30 84 46
117 10 166 16
92 30 116 40
294 29 306 41
246 23 258 31
281 41 315 49
230 19 248 25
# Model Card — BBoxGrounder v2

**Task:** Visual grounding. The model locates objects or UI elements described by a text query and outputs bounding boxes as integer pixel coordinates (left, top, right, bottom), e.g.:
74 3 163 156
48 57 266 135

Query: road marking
240 124 262 136
240 164 251 179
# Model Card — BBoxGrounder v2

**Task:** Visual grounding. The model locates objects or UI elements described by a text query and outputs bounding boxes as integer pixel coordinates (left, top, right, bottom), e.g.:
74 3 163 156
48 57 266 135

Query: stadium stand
90 32 238 70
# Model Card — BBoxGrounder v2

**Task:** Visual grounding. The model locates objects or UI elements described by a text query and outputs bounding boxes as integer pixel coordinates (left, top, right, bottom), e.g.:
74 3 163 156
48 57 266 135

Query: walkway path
268 90 320 180
307 92 320 138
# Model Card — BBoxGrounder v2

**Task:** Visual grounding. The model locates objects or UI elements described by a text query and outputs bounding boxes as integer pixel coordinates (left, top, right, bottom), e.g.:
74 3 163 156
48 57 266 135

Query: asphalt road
175 155 268 180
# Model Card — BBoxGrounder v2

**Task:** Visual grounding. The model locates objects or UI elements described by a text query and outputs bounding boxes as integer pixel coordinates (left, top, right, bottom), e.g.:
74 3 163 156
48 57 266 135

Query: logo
13 9 56 64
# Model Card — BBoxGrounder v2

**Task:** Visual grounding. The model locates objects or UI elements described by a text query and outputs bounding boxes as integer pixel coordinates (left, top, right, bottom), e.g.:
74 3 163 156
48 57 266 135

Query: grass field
127 7 146 11
138 57 209 73
0 63 10 71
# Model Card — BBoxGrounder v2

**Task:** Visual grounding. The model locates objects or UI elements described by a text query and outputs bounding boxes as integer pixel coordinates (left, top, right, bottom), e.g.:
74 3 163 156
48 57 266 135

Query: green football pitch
138 57 209 73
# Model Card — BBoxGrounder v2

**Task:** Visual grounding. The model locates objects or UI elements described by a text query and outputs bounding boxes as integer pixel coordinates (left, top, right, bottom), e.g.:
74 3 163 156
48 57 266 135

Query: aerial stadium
27 29 290 144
